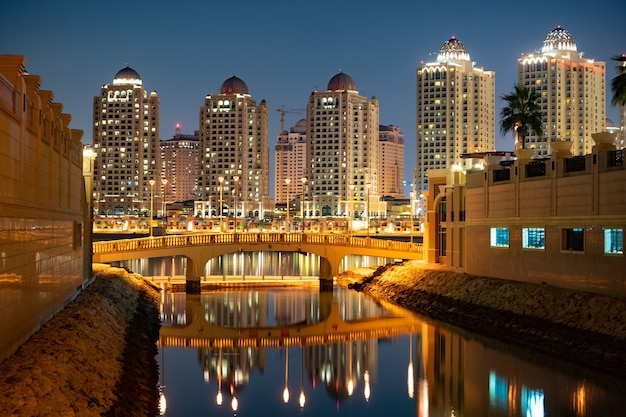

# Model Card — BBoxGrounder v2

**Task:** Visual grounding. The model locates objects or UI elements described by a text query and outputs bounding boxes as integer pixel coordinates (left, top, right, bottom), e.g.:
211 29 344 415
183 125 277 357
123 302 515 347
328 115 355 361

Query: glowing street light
409 191 415 244
285 178 291 233
161 178 168 221
149 179 155 237
300 177 307 233
366 183 371 237
218 176 224 233
233 175 239 235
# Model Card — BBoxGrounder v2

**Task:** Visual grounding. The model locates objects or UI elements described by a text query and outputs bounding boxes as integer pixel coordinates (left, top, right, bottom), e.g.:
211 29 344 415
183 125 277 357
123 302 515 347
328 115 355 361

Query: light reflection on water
121 257 626 416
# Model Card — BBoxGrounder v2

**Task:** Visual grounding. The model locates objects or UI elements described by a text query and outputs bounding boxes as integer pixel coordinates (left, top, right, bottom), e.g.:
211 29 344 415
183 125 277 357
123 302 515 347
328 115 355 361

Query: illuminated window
490 228 509 247
604 228 623 254
562 228 584 252
522 228 545 250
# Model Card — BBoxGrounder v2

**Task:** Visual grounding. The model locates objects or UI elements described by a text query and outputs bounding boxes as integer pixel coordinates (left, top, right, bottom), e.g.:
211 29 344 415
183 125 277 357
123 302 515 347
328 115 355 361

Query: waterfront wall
0 55 85 363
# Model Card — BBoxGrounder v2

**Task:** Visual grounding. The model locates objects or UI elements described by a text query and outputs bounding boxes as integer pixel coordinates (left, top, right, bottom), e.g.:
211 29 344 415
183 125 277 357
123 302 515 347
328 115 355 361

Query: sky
1 0 624 196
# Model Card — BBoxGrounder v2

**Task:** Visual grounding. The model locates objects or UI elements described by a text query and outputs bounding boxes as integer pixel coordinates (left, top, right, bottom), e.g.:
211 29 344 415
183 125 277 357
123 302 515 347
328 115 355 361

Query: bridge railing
93 232 422 255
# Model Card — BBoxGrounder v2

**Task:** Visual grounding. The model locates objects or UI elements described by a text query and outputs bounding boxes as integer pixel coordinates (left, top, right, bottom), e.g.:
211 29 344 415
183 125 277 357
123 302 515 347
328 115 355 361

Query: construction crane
276 105 303 133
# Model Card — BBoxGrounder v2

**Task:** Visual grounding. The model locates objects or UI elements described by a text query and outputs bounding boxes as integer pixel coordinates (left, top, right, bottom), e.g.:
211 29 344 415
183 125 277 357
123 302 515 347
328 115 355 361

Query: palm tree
500 85 543 150
610 54 626 106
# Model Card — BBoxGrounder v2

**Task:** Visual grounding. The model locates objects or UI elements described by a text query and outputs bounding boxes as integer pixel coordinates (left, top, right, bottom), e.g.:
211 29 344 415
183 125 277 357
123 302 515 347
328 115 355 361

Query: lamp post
285 178 291 233
161 178 168 223
300 177 307 233
366 183 371 237
349 184 355 237
233 175 239 235
409 191 415 244
149 179 155 237
218 176 224 233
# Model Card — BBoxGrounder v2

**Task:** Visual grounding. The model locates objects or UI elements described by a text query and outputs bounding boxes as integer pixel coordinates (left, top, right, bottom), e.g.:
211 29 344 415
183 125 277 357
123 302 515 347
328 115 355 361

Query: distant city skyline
2 0 624 195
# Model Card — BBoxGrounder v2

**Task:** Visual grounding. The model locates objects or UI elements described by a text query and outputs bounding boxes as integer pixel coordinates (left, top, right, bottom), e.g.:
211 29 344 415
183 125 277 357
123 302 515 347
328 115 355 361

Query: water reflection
156 286 625 416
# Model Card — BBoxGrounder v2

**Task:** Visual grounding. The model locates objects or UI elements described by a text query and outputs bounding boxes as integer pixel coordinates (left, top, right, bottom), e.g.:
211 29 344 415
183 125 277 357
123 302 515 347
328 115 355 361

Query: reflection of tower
421 325 465 415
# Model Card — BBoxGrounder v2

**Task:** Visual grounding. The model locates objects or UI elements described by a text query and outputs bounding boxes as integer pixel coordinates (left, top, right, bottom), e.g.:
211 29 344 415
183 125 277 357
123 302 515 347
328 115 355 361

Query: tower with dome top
196 76 269 220
92 65 160 217
305 71 379 219
517 26 606 156
415 37 495 196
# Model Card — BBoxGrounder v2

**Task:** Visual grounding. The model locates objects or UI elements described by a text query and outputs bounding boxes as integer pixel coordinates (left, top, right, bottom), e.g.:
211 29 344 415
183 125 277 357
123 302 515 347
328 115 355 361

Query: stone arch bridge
92 233 422 291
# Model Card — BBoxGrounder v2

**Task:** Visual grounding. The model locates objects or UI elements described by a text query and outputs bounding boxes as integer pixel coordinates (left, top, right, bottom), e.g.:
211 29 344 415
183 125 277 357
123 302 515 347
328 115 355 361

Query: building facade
0 55 85 363
160 124 199 204
305 72 380 218
92 66 160 217
517 26 606 156
415 37 495 197
378 124 405 199
423 133 626 297
275 119 307 205
196 76 270 220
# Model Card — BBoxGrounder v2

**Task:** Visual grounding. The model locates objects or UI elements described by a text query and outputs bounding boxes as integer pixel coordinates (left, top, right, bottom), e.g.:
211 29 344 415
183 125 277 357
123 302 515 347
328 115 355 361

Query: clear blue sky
2 0 624 196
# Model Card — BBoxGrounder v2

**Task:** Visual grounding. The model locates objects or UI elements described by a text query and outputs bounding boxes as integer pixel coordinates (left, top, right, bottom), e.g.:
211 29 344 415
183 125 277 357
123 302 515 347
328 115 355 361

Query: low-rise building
423 132 625 296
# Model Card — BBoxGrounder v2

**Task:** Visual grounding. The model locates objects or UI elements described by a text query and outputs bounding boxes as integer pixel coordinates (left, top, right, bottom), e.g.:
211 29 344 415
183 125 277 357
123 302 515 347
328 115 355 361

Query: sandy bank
337 260 626 377
0 265 161 417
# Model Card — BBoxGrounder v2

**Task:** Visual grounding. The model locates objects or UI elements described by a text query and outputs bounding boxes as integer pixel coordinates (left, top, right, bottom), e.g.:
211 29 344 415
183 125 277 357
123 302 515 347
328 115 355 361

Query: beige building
415 37 496 197
92 66 160 217
0 55 86 363
275 119 307 205
160 125 198 204
196 76 270 220
378 124 405 199
423 133 626 297
518 26 606 156
306 72 380 218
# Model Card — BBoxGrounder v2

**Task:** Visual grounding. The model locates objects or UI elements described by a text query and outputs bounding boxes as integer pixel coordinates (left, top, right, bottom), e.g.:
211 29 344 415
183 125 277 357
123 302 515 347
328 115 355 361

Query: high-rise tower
518 26 606 156
160 124 199 204
415 37 495 195
196 76 269 219
306 72 379 218
93 66 160 216
378 124 405 199
275 119 307 205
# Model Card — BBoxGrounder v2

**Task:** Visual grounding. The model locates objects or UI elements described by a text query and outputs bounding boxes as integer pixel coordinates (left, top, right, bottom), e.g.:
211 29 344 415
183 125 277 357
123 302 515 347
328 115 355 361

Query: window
604 228 623 254
490 228 509 247
562 228 584 252
522 228 545 250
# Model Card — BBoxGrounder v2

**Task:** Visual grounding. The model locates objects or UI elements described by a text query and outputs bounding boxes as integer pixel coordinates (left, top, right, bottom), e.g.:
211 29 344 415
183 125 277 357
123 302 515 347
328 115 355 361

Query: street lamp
233 175 239 235
285 178 291 233
300 177 307 233
218 176 224 233
349 184 355 237
409 191 415 244
366 183 371 237
161 178 168 221
149 179 155 237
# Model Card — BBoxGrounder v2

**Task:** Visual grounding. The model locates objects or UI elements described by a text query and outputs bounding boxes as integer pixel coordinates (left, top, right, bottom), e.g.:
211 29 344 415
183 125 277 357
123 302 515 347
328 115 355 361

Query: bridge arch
93 233 423 292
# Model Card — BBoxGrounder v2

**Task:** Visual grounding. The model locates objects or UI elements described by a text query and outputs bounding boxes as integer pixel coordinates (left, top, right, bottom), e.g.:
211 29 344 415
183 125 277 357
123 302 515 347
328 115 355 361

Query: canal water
114 256 626 416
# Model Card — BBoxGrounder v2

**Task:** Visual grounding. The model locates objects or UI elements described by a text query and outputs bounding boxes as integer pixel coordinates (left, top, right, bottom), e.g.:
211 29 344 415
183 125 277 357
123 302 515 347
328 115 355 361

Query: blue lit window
490 227 509 247
604 228 623 255
522 228 545 250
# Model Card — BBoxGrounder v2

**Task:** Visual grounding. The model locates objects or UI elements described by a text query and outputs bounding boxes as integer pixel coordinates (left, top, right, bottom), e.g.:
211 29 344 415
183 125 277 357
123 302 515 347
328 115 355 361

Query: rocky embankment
337 261 626 377
0 265 161 417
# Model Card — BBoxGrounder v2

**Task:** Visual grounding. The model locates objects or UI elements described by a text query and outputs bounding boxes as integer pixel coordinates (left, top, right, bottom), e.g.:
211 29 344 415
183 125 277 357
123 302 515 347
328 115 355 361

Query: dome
436 37 470 62
220 76 249 95
541 26 577 53
113 66 142 85
327 71 357 92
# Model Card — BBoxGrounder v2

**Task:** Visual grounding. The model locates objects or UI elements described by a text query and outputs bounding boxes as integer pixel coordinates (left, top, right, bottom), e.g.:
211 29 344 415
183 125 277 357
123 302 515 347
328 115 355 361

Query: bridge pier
319 257 334 291
185 255 202 294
